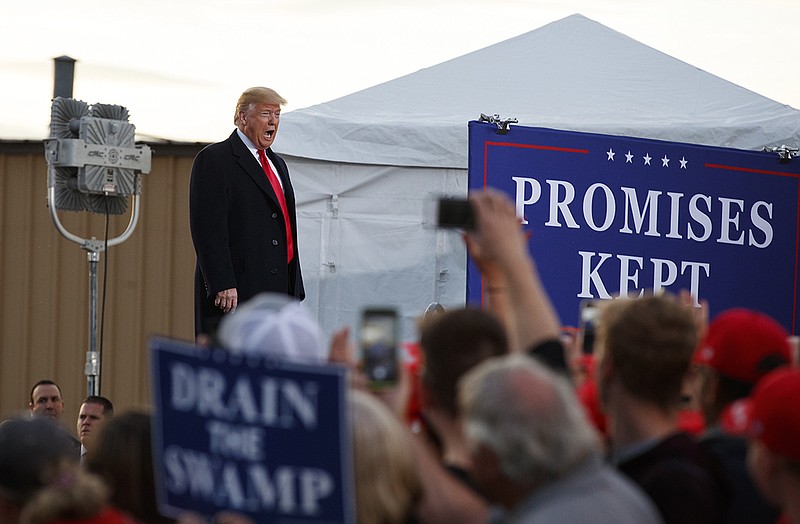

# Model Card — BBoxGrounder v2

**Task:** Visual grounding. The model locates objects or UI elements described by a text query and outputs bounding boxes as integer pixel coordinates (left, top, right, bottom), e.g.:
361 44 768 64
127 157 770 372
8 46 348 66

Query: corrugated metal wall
0 141 204 433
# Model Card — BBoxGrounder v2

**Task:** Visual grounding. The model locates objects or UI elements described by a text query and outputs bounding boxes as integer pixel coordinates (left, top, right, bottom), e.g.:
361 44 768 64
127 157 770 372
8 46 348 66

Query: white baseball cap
217 293 328 365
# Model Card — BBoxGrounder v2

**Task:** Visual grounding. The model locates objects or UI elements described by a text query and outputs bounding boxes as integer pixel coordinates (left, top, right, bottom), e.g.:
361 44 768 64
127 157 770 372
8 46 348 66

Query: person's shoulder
624 432 731 504
578 456 656 501
267 147 288 165
618 432 727 488
593 466 664 524
69 432 81 453
699 430 747 461
659 432 726 467
202 132 238 153
532 462 662 524
192 135 239 172
622 433 716 473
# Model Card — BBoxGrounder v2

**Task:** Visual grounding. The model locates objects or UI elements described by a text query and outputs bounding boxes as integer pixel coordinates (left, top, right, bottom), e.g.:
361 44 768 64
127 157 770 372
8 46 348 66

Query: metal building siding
0 142 203 433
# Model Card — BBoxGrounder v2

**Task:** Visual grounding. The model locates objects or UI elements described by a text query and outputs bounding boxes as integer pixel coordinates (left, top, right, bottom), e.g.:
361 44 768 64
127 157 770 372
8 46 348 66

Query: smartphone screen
360 308 399 388
579 300 600 354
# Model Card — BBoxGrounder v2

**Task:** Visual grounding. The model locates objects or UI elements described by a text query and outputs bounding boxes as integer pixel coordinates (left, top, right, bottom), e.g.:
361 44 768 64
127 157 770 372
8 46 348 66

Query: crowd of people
0 190 800 524
3 186 799 521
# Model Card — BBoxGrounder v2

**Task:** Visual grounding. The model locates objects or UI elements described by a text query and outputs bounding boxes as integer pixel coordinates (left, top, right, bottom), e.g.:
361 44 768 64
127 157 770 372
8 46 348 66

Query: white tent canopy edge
276 14 800 342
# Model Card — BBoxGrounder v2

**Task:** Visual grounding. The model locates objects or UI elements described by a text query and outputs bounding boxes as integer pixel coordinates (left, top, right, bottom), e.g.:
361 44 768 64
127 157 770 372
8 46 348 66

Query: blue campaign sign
468 121 800 334
149 338 354 524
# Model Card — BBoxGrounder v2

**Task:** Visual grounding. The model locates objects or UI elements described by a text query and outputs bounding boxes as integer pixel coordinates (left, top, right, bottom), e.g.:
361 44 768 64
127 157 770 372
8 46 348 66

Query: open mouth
265 130 274 139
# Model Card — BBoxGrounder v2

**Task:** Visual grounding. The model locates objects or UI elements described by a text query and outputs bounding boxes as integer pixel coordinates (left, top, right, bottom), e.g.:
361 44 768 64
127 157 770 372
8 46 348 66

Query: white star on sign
607 148 615 161
661 155 670 167
680 157 688 169
643 153 652 166
625 151 633 163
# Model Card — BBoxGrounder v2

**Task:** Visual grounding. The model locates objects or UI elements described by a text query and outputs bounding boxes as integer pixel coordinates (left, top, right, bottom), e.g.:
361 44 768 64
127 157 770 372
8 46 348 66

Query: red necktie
257 149 294 263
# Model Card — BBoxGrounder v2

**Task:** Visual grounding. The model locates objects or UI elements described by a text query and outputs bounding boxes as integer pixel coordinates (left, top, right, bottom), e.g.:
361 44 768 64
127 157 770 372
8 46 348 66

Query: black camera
436 197 475 230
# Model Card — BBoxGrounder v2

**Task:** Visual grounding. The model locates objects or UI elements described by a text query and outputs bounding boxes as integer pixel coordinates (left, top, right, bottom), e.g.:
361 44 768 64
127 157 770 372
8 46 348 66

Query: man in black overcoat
190 87 304 337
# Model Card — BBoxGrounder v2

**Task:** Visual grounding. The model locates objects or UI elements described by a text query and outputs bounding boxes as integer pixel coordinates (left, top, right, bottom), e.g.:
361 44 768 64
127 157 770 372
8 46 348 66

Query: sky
1 0 799 143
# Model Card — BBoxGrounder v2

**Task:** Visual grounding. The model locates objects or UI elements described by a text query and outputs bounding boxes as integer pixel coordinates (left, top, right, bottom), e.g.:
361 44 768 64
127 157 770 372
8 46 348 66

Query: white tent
276 13 800 341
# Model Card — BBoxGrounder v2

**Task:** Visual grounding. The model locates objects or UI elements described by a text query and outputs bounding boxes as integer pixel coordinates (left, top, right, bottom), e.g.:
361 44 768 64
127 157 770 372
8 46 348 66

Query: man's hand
466 189 529 269
215 288 238 313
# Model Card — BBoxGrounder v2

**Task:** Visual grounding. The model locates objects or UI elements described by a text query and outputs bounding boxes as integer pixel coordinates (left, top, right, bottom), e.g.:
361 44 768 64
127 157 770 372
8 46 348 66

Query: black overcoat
189 130 304 336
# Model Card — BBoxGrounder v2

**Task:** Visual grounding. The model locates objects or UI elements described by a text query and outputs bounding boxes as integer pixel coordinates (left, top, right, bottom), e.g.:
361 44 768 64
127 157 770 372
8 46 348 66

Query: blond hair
350 390 422 524
19 462 109 524
233 87 287 125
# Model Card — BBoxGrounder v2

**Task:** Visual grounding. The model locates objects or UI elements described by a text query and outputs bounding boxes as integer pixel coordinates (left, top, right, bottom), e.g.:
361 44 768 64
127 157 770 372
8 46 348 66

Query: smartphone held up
435 197 475 230
359 308 400 389
579 300 600 354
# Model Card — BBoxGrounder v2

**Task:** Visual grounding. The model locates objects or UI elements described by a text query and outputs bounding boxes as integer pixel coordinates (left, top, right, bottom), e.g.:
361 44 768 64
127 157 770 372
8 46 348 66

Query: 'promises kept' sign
468 121 800 333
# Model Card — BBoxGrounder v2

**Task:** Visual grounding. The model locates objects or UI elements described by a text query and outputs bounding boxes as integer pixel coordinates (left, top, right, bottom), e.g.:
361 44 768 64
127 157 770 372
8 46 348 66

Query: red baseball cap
721 367 800 462
694 308 791 384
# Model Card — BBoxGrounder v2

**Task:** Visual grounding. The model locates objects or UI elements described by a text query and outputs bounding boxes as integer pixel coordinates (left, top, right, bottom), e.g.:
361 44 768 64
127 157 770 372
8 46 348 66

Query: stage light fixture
44 97 152 215
42 97 153 397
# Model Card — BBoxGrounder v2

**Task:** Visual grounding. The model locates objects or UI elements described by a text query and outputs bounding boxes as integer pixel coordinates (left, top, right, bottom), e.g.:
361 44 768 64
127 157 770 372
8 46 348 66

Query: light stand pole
46 186 142 395
87 250 100 395
44 95 150 397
